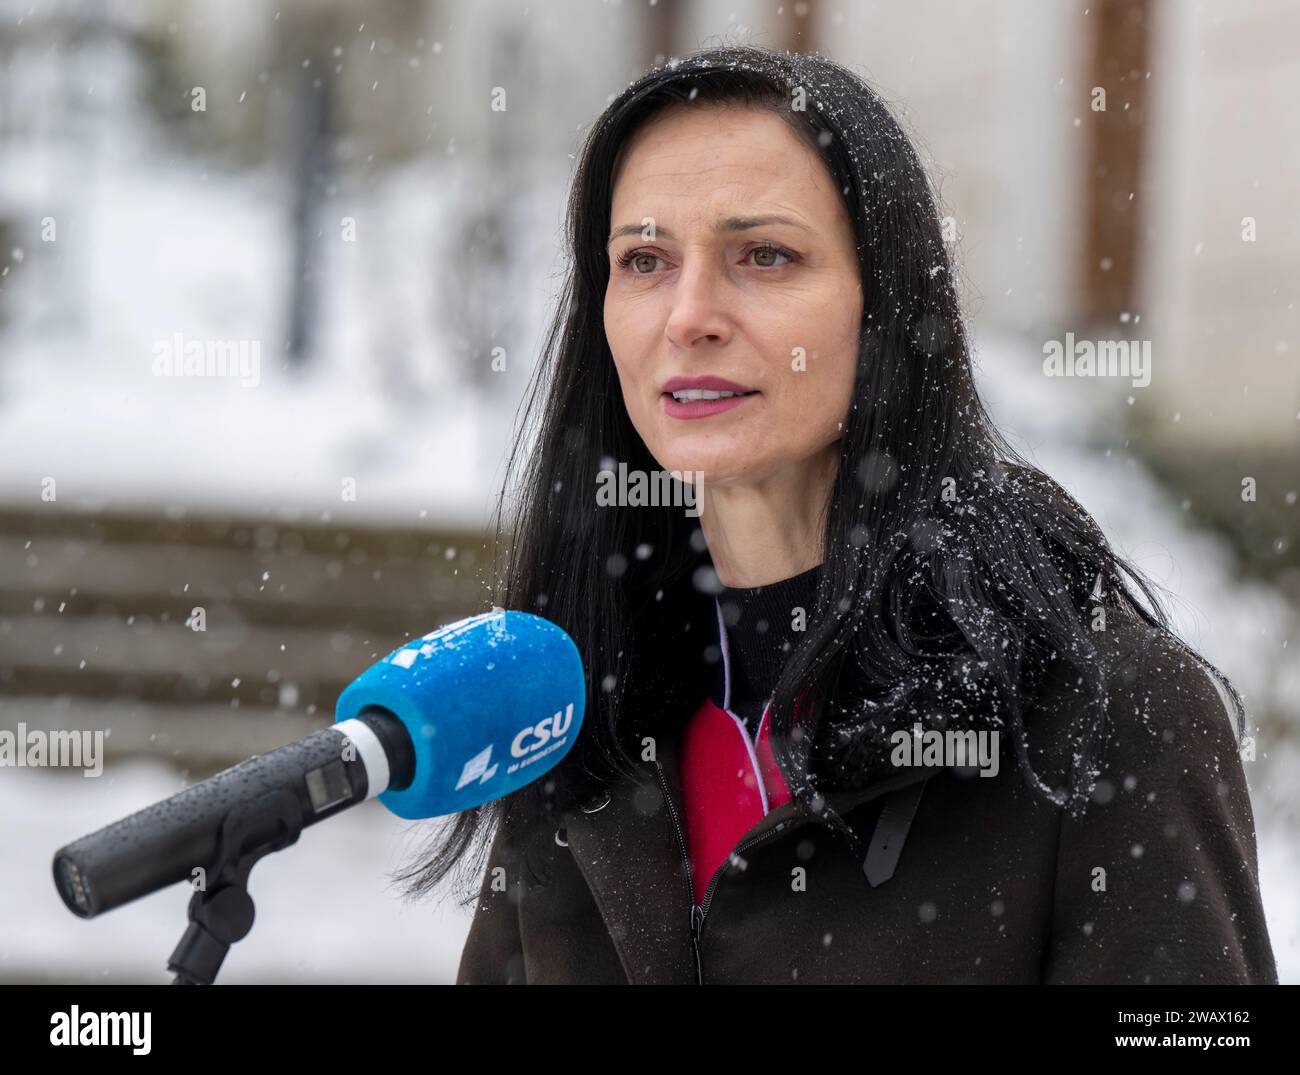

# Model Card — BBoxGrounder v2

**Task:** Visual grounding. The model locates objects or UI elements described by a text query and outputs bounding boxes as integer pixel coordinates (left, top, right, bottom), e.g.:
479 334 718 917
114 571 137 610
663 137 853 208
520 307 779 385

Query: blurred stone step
0 506 499 750
0 611 442 706
0 533 487 617
0 695 330 774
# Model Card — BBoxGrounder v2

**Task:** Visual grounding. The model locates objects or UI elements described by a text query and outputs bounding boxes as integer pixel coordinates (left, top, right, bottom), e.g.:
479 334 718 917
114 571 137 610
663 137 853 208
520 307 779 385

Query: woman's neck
698 447 836 586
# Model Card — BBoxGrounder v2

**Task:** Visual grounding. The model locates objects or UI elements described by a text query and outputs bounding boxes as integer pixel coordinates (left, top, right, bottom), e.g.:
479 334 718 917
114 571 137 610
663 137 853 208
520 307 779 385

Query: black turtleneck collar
712 562 824 734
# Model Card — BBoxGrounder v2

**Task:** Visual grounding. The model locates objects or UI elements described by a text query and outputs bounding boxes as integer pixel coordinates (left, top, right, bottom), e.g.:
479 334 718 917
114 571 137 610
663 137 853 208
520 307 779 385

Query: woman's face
603 103 863 489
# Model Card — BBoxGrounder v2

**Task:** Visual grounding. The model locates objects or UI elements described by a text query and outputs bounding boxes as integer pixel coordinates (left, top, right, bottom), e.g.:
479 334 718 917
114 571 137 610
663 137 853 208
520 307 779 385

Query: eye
614 249 664 274
747 243 796 268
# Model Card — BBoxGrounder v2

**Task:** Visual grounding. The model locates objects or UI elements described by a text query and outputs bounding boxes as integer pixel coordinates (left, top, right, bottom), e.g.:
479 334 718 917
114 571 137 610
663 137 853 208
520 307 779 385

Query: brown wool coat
455 612 1278 985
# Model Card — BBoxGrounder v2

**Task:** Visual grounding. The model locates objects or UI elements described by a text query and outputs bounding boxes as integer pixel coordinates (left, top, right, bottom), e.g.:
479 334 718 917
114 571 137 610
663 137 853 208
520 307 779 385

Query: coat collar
560 724 936 984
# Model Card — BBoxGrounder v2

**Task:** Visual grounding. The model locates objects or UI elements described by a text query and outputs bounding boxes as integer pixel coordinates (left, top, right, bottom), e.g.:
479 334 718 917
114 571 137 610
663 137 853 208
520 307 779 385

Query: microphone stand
167 789 304 985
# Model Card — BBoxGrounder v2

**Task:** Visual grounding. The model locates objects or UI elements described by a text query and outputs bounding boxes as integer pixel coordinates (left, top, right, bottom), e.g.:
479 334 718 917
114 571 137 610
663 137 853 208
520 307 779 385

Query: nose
663 257 733 350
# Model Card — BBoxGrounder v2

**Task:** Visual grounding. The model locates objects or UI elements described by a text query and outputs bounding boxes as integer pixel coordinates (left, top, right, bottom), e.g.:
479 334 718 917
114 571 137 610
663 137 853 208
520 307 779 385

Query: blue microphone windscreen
334 611 586 819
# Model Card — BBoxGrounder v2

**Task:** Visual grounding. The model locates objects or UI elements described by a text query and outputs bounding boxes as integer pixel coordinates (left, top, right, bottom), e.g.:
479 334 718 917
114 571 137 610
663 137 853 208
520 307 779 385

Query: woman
402 45 1277 984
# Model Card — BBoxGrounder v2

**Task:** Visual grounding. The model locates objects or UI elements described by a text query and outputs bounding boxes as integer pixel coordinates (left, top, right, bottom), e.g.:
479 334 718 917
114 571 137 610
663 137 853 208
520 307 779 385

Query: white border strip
334 717 392 799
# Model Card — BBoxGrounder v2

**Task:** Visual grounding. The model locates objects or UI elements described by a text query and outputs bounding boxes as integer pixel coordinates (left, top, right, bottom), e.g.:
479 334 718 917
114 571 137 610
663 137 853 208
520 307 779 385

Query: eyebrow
606 214 811 245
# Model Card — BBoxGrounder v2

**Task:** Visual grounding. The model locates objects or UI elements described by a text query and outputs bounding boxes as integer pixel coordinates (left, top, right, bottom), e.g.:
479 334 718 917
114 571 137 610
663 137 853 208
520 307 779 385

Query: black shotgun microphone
51 611 586 983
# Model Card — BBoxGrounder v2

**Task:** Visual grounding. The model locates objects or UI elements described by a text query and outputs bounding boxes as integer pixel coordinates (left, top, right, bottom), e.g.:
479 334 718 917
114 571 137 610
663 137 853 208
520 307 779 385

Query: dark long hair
396 44 1246 906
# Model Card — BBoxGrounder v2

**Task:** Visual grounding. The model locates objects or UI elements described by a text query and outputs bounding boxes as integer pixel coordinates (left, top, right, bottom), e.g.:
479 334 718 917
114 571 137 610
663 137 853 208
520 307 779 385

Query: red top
678 695 795 905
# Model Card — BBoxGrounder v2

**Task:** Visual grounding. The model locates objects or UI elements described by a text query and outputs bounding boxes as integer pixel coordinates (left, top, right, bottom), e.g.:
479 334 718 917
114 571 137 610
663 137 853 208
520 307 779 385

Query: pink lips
660 376 759 420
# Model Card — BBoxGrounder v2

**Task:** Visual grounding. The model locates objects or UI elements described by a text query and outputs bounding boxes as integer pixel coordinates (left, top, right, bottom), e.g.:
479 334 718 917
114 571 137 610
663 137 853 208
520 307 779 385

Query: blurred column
1080 0 1152 321
775 0 819 55
286 64 333 367
642 0 683 69
441 19 531 395
276 5 342 369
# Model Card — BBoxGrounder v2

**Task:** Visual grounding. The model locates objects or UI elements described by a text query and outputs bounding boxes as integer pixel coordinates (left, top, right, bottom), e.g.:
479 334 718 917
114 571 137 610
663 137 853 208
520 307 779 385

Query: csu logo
510 702 575 758
455 702 577 790
454 744 498 790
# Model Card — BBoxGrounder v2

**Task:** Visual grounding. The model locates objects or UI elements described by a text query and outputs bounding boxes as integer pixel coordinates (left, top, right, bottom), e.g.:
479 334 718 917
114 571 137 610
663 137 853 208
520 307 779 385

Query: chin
650 443 761 484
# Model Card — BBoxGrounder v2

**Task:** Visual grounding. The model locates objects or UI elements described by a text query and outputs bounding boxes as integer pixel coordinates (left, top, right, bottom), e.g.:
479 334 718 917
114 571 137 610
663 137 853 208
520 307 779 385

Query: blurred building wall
824 0 1086 342
817 0 1296 460
13 0 1296 460
1142 0 1300 453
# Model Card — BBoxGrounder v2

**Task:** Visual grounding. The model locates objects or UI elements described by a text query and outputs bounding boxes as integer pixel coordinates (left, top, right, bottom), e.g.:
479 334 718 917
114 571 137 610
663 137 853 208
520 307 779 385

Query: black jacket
456 605 1278 984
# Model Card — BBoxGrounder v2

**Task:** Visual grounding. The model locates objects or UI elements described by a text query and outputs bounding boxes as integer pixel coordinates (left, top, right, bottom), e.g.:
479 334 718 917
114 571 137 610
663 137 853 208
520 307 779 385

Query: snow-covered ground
0 126 1294 982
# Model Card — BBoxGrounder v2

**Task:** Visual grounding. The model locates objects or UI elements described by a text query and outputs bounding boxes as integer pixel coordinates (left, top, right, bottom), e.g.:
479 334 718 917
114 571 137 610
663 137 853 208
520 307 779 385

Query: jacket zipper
653 761 702 982
654 759 814 985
